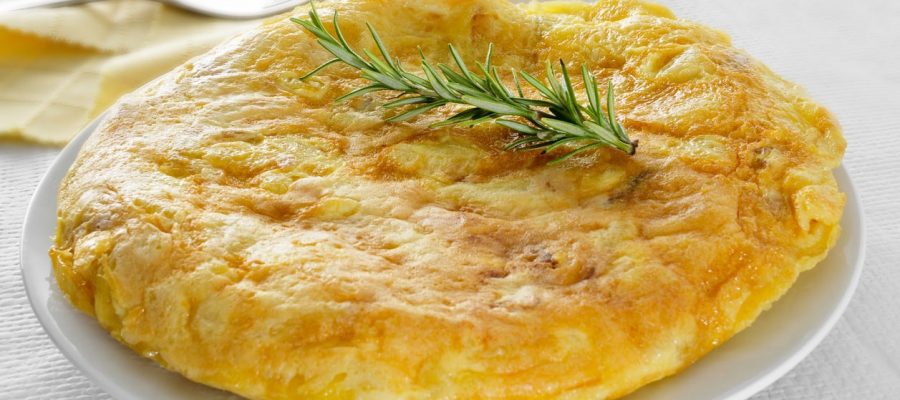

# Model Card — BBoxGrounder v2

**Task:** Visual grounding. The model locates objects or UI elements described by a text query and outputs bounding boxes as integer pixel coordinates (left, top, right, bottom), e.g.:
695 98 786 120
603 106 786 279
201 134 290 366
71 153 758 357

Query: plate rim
20 112 866 400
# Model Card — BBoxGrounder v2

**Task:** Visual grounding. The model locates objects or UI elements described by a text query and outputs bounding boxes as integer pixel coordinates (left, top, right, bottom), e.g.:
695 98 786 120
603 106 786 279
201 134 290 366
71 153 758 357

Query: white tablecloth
2 0 899 398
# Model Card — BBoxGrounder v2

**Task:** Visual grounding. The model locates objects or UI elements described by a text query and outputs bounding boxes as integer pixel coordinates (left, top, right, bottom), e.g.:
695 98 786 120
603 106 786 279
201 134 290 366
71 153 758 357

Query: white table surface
2 0 899 398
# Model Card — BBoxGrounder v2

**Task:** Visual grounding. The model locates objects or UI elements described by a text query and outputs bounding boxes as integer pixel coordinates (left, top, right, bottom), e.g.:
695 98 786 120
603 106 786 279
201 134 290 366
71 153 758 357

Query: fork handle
0 0 98 12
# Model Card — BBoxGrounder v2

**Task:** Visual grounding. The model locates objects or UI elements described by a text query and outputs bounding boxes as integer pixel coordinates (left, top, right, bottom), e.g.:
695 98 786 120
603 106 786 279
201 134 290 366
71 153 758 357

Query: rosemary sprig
289 3 637 162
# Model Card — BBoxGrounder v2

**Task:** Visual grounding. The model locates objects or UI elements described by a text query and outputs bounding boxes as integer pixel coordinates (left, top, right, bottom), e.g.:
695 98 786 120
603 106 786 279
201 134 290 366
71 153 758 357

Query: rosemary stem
290 2 637 161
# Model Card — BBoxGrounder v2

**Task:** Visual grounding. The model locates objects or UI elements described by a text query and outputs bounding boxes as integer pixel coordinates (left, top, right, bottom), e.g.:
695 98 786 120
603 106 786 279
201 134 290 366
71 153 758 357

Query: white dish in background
21 113 865 400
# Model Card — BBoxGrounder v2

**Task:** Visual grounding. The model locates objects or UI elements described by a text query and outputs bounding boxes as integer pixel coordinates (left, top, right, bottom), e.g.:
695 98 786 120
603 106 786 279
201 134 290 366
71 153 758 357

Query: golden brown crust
51 0 845 398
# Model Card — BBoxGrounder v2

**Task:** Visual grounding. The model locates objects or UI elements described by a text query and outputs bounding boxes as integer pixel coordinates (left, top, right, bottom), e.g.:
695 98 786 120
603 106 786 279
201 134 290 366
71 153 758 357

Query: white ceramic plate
21 114 865 400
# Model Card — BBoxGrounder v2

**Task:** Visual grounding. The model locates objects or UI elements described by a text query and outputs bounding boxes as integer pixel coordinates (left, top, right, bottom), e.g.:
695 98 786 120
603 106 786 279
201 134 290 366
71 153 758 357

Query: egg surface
51 0 845 398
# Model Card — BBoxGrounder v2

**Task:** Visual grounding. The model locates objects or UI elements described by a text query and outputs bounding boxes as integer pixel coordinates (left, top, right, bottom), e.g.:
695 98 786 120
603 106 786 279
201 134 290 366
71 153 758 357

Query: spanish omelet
50 0 846 398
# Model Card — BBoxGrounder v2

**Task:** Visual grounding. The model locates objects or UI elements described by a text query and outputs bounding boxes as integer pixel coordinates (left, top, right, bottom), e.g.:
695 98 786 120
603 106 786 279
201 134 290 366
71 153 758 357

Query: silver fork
0 0 308 19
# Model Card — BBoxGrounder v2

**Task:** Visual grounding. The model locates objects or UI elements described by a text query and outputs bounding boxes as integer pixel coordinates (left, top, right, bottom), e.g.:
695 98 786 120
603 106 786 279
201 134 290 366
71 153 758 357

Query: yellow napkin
0 1 262 145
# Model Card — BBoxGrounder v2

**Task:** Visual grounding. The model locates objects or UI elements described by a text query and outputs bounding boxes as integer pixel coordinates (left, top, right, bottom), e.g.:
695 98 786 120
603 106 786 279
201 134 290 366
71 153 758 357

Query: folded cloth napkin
0 1 262 145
